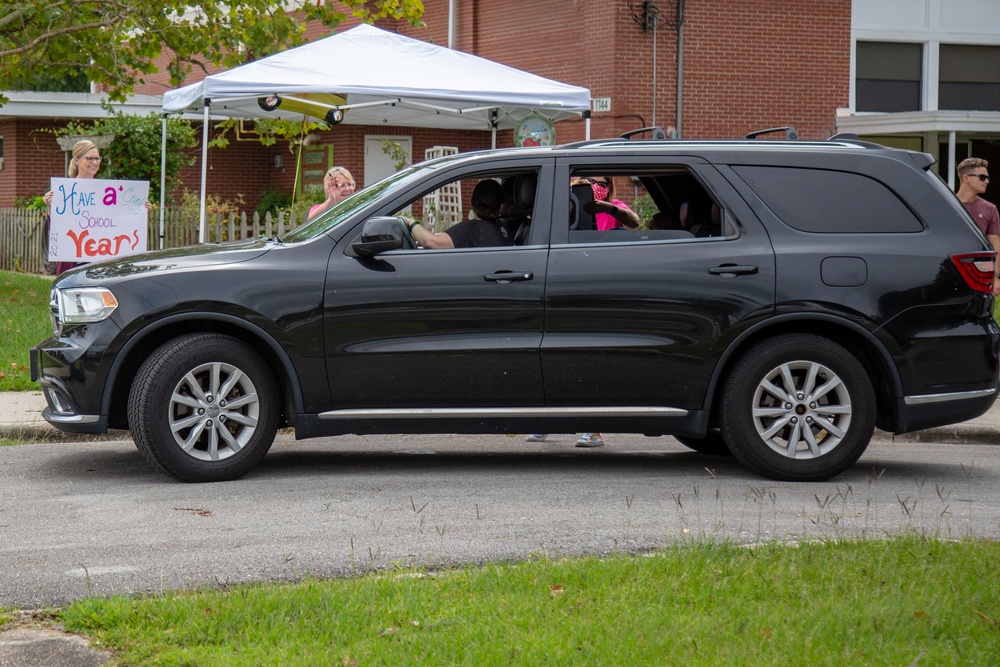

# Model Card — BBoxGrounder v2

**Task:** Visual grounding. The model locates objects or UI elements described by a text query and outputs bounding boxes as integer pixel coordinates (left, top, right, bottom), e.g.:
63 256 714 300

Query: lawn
0 270 52 391
4 536 995 666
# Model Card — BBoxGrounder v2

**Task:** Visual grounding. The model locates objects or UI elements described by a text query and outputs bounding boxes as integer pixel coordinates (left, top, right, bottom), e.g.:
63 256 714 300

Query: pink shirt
596 199 632 231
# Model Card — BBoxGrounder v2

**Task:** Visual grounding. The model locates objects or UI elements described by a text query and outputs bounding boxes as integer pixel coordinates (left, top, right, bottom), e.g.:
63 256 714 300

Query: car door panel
541 160 776 410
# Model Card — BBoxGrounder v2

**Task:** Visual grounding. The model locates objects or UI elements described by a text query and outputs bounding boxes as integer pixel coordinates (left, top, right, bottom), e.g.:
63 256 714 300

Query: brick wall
408 0 850 141
0 119 70 206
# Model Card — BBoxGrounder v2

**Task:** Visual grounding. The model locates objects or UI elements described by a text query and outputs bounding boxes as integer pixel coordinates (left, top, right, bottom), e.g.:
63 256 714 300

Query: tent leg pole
199 102 211 244
159 115 167 250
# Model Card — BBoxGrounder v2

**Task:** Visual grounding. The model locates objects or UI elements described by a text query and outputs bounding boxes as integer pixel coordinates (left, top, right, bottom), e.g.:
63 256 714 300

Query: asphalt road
2 432 999 608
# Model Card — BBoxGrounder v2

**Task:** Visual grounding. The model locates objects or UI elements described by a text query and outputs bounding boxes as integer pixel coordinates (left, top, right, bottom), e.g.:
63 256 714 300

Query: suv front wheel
128 333 279 482
720 334 875 481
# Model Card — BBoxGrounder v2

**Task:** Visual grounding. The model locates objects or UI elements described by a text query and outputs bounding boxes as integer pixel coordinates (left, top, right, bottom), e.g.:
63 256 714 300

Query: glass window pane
856 42 923 112
733 166 923 234
939 44 1000 111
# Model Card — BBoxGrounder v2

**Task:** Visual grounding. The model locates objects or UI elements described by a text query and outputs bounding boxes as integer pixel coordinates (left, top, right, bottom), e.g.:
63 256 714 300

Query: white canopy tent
160 23 592 242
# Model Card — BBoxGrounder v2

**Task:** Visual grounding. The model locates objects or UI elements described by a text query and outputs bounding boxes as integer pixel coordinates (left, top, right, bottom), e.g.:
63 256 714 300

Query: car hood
55 239 272 285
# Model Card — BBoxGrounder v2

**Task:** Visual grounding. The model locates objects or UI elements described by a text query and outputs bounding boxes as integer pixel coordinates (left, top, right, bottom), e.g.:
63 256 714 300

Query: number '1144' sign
48 177 149 263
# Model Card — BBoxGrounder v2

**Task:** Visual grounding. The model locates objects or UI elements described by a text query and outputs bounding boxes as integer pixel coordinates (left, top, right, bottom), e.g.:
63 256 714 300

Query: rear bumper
895 387 997 435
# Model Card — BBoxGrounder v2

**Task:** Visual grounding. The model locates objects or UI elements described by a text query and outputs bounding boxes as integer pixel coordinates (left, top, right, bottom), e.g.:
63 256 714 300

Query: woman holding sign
43 139 153 275
43 140 102 275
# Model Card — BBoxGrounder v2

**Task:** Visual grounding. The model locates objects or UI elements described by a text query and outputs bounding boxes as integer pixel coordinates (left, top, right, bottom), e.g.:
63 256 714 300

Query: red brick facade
0 0 851 208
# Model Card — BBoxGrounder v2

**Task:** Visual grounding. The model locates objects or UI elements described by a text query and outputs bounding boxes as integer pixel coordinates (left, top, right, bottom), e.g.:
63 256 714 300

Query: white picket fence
0 208 307 274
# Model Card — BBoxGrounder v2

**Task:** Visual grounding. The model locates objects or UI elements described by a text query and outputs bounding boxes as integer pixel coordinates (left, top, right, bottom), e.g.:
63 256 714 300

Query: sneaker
526 434 548 442
575 433 605 448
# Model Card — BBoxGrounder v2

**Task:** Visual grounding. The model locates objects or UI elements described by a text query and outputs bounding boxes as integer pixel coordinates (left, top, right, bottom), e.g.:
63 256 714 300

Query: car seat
511 173 537 244
569 181 597 231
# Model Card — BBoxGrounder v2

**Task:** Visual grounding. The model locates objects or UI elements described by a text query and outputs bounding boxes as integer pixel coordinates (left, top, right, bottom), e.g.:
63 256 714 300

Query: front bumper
31 333 114 435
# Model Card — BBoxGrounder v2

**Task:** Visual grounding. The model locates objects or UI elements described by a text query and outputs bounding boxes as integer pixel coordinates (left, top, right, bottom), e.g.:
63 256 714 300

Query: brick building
1 0 997 210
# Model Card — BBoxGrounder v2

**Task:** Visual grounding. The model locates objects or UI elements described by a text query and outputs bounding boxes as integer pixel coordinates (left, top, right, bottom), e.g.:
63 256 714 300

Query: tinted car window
564 168 725 244
733 166 923 233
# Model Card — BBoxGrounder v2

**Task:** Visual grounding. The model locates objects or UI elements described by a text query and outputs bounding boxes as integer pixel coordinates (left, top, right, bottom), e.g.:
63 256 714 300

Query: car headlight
56 287 119 325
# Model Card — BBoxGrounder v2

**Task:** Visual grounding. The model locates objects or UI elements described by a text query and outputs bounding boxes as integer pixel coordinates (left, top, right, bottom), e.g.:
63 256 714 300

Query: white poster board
48 178 149 263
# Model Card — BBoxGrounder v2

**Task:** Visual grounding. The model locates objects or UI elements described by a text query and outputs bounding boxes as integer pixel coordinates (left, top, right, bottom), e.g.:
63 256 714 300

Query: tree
0 1 424 104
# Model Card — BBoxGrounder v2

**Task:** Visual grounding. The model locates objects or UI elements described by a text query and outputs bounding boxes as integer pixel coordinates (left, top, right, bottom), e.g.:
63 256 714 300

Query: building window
856 42 922 112
939 44 1000 111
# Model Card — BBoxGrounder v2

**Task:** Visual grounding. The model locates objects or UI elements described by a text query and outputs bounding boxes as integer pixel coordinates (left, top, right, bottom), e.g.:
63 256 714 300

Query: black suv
31 133 1000 482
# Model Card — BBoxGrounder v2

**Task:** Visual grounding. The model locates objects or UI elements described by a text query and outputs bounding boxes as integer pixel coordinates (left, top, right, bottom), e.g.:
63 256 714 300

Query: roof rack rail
621 126 669 140
745 126 799 140
827 132 860 141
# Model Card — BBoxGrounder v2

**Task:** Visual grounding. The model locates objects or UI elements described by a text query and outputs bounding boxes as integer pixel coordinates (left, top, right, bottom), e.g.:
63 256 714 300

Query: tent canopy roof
161 24 591 131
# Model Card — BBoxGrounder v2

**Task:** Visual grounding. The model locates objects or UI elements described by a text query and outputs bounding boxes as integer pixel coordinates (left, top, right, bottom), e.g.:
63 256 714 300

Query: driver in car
407 179 514 249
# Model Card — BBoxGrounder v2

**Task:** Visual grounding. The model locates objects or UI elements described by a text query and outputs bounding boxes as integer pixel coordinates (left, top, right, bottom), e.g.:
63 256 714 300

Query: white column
947 130 956 191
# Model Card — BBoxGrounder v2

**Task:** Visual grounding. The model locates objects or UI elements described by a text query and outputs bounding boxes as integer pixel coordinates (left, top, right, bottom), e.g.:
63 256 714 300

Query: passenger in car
578 176 641 229
408 179 514 249
649 208 683 230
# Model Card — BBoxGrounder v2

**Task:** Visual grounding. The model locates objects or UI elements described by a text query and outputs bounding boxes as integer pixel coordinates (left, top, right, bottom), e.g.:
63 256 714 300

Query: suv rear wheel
720 334 875 481
128 333 278 482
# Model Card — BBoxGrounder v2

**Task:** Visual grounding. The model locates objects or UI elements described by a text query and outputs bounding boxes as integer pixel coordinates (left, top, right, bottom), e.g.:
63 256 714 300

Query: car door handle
484 271 534 283
709 264 758 276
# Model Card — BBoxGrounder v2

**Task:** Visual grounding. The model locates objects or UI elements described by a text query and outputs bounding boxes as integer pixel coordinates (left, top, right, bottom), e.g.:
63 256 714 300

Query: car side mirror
353 217 406 257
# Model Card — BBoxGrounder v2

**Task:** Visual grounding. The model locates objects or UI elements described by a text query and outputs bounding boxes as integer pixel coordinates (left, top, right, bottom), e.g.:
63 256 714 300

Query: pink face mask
590 181 610 201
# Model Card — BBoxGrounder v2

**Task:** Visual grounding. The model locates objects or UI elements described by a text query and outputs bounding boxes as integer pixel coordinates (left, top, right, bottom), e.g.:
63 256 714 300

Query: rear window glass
733 166 923 233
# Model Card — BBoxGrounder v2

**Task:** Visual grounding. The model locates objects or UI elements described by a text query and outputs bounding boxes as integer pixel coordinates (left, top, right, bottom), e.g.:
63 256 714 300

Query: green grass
27 536 996 665
0 270 52 391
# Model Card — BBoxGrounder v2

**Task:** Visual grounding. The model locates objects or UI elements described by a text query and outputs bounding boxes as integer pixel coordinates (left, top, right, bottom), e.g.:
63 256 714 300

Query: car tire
128 333 278 483
720 334 875 482
674 432 731 456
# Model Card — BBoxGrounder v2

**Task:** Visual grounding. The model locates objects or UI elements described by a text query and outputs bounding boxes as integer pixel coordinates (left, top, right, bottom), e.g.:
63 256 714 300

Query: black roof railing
745 126 799 140
620 126 670 140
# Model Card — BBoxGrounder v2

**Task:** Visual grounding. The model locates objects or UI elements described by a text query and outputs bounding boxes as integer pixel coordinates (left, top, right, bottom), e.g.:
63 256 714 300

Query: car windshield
282 158 458 243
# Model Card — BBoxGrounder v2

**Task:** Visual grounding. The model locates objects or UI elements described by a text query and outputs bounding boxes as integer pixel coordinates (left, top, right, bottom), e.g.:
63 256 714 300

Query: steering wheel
399 217 418 249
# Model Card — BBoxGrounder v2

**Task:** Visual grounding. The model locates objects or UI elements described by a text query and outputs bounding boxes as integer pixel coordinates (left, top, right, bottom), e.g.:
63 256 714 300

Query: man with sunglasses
957 157 999 294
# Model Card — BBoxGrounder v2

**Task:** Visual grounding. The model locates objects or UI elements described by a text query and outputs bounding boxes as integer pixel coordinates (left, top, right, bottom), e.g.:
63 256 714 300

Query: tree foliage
56 107 199 206
0 1 425 104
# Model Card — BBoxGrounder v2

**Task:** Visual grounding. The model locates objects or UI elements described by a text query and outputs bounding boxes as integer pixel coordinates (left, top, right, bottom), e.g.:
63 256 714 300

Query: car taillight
950 252 996 293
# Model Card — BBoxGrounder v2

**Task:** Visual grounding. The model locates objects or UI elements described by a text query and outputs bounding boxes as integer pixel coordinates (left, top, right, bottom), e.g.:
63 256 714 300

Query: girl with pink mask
578 176 641 230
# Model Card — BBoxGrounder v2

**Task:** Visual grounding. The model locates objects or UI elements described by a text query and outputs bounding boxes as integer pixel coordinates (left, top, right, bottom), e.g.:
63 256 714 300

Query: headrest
513 173 537 209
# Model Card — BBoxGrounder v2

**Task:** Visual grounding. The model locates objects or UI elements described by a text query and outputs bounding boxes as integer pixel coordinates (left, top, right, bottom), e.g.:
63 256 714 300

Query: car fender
101 311 306 420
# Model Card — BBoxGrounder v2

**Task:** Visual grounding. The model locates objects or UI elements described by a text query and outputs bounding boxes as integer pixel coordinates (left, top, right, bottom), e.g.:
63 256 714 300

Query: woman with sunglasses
580 176 641 230
42 140 104 275
308 166 356 220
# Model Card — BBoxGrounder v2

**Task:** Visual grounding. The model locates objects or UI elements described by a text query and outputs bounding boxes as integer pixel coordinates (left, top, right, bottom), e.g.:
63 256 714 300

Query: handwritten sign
48 178 149 263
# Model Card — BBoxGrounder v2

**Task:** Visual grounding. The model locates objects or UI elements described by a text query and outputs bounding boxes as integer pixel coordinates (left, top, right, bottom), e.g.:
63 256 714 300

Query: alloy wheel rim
168 361 260 461
750 359 852 459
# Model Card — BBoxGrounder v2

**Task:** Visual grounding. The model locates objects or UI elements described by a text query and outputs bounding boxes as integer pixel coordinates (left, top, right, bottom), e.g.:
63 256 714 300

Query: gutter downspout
448 0 456 49
676 0 685 139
